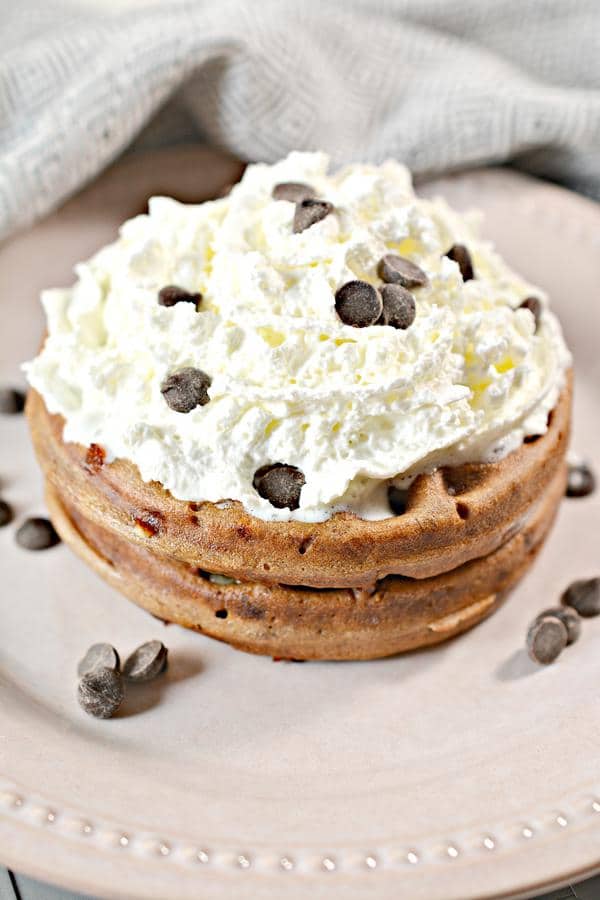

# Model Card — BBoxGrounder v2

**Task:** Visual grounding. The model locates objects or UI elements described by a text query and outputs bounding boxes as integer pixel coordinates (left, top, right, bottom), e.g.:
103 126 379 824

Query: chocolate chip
15 517 60 550
388 485 409 515
123 640 168 682
0 499 14 527
526 616 568 664
253 463 305 510
158 285 202 309
161 367 211 413
0 387 25 415
519 296 542 331
335 280 382 327
445 244 474 281
566 462 595 498
293 199 333 234
273 182 317 203
379 284 416 330
216 182 234 198
562 577 600 617
78 643 120 677
78 667 124 719
377 254 428 288
535 607 581 645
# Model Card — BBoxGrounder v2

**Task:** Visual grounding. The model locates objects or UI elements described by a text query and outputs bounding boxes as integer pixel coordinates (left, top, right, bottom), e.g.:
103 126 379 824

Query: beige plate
0 147 599 900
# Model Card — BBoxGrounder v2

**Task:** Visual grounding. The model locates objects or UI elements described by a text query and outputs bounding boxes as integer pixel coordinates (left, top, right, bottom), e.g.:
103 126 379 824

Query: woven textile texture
2 0 600 240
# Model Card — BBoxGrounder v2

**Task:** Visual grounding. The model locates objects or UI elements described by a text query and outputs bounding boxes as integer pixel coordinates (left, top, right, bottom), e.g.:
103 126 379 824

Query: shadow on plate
496 648 540 682
117 650 204 718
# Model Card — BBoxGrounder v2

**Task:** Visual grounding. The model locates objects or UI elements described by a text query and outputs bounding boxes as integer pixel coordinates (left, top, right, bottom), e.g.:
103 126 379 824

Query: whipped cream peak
26 153 570 521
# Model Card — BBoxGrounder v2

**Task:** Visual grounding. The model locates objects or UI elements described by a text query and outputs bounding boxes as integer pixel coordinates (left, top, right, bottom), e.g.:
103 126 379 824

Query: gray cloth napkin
2 0 600 242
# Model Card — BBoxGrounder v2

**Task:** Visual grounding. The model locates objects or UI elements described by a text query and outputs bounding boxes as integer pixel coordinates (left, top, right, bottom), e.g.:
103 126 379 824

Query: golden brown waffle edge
26 376 571 589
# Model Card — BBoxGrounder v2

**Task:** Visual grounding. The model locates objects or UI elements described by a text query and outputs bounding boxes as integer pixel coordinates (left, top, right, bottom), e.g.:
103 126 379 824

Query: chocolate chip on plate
519 296 542 331
561 577 600 618
526 615 568 665
78 643 121 677
253 463 306 510
379 284 416 330
535 606 581 645
15 516 60 550
158 285 202 309
0 387 25 415
161 367 211 413
445 244 474 281
293 199 333 234
377 254 428 289
0 499 14 527
273 182 317 203
78 667 124 719
388 485 409 516
566 462 596 498
335 280 383 328
123 640 169 682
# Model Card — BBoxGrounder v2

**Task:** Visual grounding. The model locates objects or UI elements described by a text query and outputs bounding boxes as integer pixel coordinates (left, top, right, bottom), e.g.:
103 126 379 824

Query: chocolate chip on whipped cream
335 280 382 327
158 285 202 309
377 254 428 289
253 463 305 510
445 244 474 281
216 182 234 199
273 182 317 203
379 284 416 330
161 368 211 413
519 296 542 332
293 199 333 234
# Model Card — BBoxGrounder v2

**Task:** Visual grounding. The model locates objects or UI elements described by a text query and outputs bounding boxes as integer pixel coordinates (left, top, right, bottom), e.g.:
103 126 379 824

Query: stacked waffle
29 383 568 659
26 153 571 659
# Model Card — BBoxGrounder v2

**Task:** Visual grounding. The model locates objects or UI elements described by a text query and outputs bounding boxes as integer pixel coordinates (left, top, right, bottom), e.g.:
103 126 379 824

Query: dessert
25 153 572 659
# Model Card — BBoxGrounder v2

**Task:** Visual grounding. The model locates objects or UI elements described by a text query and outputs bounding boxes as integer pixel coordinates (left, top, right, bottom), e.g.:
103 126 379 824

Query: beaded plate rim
2 776 600 877
2 151 600 900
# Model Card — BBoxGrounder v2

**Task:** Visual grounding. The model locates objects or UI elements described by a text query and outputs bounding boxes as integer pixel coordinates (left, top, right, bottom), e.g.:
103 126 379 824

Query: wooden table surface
2 867 600 900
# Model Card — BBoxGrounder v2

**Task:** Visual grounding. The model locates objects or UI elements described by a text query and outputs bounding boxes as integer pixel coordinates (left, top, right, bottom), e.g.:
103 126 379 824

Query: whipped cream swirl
26 153 571 521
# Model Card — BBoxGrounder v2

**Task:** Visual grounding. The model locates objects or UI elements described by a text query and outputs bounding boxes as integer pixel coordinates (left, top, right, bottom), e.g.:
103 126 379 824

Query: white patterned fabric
2 0 600 241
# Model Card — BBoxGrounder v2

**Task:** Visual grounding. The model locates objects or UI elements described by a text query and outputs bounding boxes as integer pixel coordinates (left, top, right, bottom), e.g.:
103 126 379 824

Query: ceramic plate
1 147 599 900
